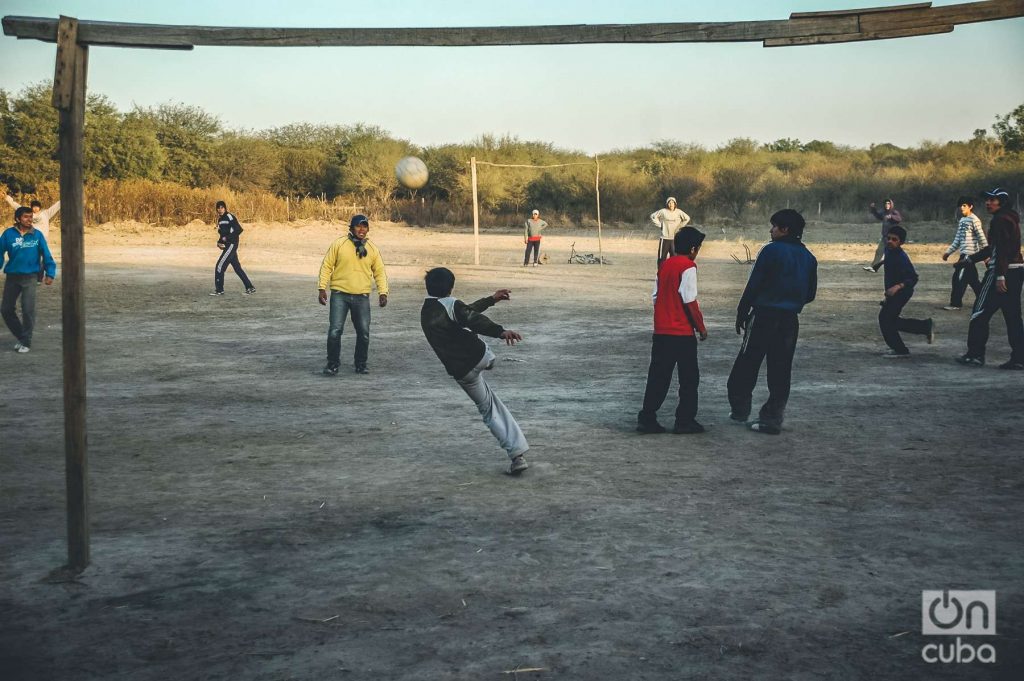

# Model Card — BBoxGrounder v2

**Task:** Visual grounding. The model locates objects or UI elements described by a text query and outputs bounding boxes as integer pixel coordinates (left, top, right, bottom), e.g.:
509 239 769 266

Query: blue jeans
327 291 371 369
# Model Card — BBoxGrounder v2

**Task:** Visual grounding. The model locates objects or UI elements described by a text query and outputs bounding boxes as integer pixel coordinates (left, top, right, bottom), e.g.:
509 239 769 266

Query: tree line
1 82 1022 227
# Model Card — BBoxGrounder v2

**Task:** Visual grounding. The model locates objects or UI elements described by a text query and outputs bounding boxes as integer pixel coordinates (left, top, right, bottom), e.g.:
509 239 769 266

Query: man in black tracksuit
212 200 255 296
727 209 818 435
956 188 1023 370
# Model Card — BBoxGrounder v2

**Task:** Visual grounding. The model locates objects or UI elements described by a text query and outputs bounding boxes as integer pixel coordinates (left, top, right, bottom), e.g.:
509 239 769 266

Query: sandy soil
1 219 1021 680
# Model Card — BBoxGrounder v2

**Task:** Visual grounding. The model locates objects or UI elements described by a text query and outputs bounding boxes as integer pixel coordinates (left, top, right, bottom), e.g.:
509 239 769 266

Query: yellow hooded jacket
318 236 389 295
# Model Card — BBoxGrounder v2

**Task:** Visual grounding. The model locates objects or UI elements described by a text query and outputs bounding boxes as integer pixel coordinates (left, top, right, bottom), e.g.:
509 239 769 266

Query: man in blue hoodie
1 207 57 353
727 209 817 435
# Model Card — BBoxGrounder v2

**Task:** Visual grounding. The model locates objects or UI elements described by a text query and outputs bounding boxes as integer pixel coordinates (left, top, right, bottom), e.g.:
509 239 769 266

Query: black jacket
217 212 244 245
421 296 505 379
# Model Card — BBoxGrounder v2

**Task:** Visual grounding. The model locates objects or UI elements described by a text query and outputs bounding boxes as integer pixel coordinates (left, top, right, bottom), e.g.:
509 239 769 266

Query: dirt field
1 219 1021 680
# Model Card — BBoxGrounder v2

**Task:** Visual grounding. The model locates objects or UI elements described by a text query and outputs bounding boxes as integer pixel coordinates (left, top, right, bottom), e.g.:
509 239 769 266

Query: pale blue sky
1 1 1022 153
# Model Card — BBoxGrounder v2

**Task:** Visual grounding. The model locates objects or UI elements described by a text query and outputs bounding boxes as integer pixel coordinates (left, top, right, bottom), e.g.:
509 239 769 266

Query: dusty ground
1 219 1021 680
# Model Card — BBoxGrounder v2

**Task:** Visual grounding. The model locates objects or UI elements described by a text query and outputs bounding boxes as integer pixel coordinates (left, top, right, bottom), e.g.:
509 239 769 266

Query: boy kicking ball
421 267 530 475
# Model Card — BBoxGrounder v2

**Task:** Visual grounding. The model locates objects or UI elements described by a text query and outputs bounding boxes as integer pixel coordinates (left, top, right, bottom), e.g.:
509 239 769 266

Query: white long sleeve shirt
5 196 60 238
650 207 691 240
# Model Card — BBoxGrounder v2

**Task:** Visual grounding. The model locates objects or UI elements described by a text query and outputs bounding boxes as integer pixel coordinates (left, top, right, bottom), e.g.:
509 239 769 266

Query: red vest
654 256 701 336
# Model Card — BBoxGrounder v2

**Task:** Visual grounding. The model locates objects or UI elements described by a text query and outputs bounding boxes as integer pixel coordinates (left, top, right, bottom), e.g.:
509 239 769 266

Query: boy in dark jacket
878 225 934 358
637 227 708 435
211 200 255 295
421 267 530 474
956 188 1023 369
727 209 817 435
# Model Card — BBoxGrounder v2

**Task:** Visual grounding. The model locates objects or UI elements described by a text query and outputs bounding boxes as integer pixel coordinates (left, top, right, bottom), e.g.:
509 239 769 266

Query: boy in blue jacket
1 207 57 353
878 225 934 358
727 209 817 435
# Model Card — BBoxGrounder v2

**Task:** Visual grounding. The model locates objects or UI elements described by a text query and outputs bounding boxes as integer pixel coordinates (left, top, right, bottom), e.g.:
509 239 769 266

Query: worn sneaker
881 349 910 358
749 421 781 435
245 287 256 295
672 420 706 435
941 305 961 311
14 343 30 353
927 318 935 345
322 364 339 376
636 421 667 434
862 266 877 273
997 360 1024 370
354 366 369 374
209 291 224 296
508 454 529 475
955 354 985 367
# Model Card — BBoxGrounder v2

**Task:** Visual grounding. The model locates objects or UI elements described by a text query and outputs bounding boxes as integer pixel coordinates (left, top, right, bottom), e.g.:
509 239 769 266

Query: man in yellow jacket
318 214 389 375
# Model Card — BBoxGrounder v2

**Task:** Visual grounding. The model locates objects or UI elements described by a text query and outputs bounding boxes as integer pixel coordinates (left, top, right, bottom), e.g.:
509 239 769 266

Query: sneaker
728 412 749 424
245 287 256 295
636 421 667 434
209 291 224 296
322 364 339 376
749 421 781 435
863 266 877 273
354 366 369 374
672 420 706 434
508 454 529 475
881 349 910 358
955 354 985 367
927 318 935 345
997 360 1024 370
14 343 30 353
941 305 961 311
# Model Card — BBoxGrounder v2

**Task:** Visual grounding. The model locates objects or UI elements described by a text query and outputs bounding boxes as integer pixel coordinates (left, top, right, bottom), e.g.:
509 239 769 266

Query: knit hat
666 197 677 206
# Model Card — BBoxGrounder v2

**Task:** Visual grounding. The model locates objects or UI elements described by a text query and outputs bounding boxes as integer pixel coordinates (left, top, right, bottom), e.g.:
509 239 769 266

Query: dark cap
349 214 369 228
981 187 1010 201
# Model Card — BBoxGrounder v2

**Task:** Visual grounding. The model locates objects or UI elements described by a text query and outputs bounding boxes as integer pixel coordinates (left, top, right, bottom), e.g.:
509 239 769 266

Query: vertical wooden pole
470 156 480 266
53 17 90 571
595 157 603 264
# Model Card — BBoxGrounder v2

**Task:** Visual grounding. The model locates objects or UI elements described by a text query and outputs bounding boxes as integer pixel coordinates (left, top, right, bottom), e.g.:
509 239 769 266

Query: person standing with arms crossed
727 209 817 435
211 201 255 296
650 197 690 265
941 196 988 311
318 214 389 375
1 206 57 353
523 209 547 267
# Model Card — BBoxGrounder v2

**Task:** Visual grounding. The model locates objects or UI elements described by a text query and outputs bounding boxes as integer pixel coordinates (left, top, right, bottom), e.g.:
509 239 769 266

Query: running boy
878 225 934 357
637 227 708 435
421 267 530 475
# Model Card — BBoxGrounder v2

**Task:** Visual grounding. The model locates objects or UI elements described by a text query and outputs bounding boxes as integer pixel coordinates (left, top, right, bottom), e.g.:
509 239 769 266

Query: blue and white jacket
0 226 57 278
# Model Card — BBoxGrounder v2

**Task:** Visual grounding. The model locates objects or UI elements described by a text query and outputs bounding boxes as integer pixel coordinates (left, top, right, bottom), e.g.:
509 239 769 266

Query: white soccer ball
395 156 429 189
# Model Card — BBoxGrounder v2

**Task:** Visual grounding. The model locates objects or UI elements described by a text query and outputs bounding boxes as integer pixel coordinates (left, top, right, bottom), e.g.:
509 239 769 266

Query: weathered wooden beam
54 19 90 572
860 0 1024 31
791 3 931 19
3 2 1022 50
50 16 77 108
1 15 862 48
765 24 953 46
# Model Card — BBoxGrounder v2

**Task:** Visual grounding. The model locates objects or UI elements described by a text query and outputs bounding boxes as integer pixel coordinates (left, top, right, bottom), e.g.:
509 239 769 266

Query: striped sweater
945 214 988 258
